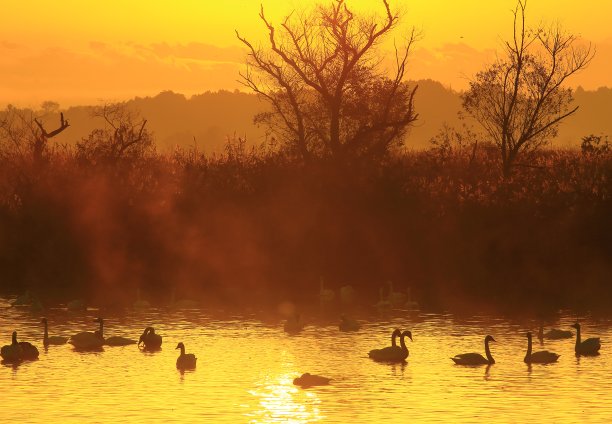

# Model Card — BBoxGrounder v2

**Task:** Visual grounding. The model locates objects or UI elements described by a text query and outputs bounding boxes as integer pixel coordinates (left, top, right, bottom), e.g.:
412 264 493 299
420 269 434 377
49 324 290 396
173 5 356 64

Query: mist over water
2 297 611 423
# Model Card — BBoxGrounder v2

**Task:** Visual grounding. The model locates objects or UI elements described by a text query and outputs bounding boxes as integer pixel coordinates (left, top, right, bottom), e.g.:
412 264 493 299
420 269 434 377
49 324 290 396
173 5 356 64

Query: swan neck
485 339 494 364
575 326 581 347
12 332 17 345
525 336 532 360
399 334 408 352
391 331 398 347
180 345 186 356
98 320 104 338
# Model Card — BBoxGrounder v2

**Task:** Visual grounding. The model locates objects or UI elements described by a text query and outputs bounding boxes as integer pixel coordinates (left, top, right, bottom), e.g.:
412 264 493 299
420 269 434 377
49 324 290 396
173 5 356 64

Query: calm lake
1 296 611 423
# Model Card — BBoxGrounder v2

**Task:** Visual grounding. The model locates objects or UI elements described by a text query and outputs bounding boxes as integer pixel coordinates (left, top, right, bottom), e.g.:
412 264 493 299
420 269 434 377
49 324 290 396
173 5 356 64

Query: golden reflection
248 373 322 423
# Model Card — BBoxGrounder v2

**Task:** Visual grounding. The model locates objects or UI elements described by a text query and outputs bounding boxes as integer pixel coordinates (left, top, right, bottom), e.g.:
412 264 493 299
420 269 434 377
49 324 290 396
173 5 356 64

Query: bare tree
77 103 153 164
462 0 594 178
236 0 419 162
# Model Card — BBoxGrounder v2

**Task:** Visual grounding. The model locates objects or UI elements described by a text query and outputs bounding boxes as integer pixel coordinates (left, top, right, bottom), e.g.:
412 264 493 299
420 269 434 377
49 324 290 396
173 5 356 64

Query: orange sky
1 0 610 108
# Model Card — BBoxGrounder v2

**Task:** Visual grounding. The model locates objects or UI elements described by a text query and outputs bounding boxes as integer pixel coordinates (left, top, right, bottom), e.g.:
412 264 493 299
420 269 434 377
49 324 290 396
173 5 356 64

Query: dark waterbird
524 332 559 364
538 325 573 340
95 317 137 346
572 323 601 356
41 318 68 346
339 315 360 332
138 327 162 350
369 329 412 362
69 318 104 350
1 331 39 362
176 342 197 369
293 373 331 388
451 335 496 365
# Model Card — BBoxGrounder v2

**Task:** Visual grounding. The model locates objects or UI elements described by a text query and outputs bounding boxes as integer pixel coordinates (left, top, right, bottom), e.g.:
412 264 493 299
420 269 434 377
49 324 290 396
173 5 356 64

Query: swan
95 318 137 346
1 331 39 361
67 299 87 312
319 277 335 304
374 287 392 312
133 288 151 310
572 323 601 356
524 332 559 364
169 288 199 309
41 318 68 346
1 332 22 362
451 335 495 365
138 327 162 350
340 285 355 304
339 315 360 332
69 318 104 350
538 325 572 340
176 342 197 369
387 281 406 307
293 373 331 387
284 313 304 334
368 329 410 362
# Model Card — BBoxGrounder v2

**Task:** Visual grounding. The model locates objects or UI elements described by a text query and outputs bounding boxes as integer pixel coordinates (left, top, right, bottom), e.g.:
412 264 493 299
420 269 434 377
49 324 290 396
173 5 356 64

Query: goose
538 325 572 340
284 313 304 334
133 288 151 310
1 332 22 362
138 327 162 350
524 332 559 364
293 373 331 388
339 315 360 332
95 318 137 346
41 318 68 346
69 319 104 350
319 277 335 304
451 335 495 365
387 281 406 307
571 323 601 356
176 342 197 369
368 329 409 362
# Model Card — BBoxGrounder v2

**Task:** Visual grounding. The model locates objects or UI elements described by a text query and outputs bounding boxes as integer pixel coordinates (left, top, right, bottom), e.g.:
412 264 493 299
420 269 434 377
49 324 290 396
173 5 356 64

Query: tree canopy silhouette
463 0 594 178
236 0 419 162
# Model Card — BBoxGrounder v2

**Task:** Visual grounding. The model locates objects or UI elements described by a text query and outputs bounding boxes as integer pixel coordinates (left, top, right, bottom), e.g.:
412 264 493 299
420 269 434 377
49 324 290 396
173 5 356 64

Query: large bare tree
462 0 594 177
236 0 419 162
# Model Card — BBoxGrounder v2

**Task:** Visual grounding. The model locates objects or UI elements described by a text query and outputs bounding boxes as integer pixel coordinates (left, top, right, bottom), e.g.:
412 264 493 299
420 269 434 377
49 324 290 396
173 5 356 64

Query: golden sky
1 0 610 107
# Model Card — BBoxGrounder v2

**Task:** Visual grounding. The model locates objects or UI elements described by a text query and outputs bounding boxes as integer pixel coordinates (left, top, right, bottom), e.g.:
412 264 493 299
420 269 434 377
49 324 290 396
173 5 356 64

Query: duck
69 318 104 350
387 281 406 307
368 329 411 362
538 325 572 340
133 288 151 310
319 277 335 305
451 335 496 365
524 332 559 364
176 342 197 369
293 373 331 388
571 323 601 356
339 315 360 332
138 327 162 350
95 318 137 346
284 313 304 334
1 332 22 362
41 318 68 346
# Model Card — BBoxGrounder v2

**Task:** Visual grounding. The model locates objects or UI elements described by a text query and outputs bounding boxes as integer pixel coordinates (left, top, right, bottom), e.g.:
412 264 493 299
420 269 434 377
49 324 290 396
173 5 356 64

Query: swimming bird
319 277 335 305
374 287 392 312
538 325 572 340
138 327 162 350
339 315 360 332
368 329 409 362
524 332 559 364
176 342 197 369
41 318 68 346
387 281 406 307
340 285 355 304
17 333 39 360
451 335 496 365
69 318 104 350
571 323 601 356
133 288 151 310
284 313 304 334
169 288 199 309
1 332 22 362
293 373 331 388
95 318 137 346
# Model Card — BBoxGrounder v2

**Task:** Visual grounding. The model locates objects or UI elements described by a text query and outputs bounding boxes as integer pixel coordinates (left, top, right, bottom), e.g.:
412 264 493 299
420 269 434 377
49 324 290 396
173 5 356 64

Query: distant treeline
0 137 610 312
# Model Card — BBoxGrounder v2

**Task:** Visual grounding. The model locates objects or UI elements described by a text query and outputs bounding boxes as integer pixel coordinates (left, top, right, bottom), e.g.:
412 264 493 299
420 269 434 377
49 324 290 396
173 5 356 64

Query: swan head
485 335 496 343
392 328 402 338
571 322 580 330
526 332 532 339
176 342 185 350
402 330 413 341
